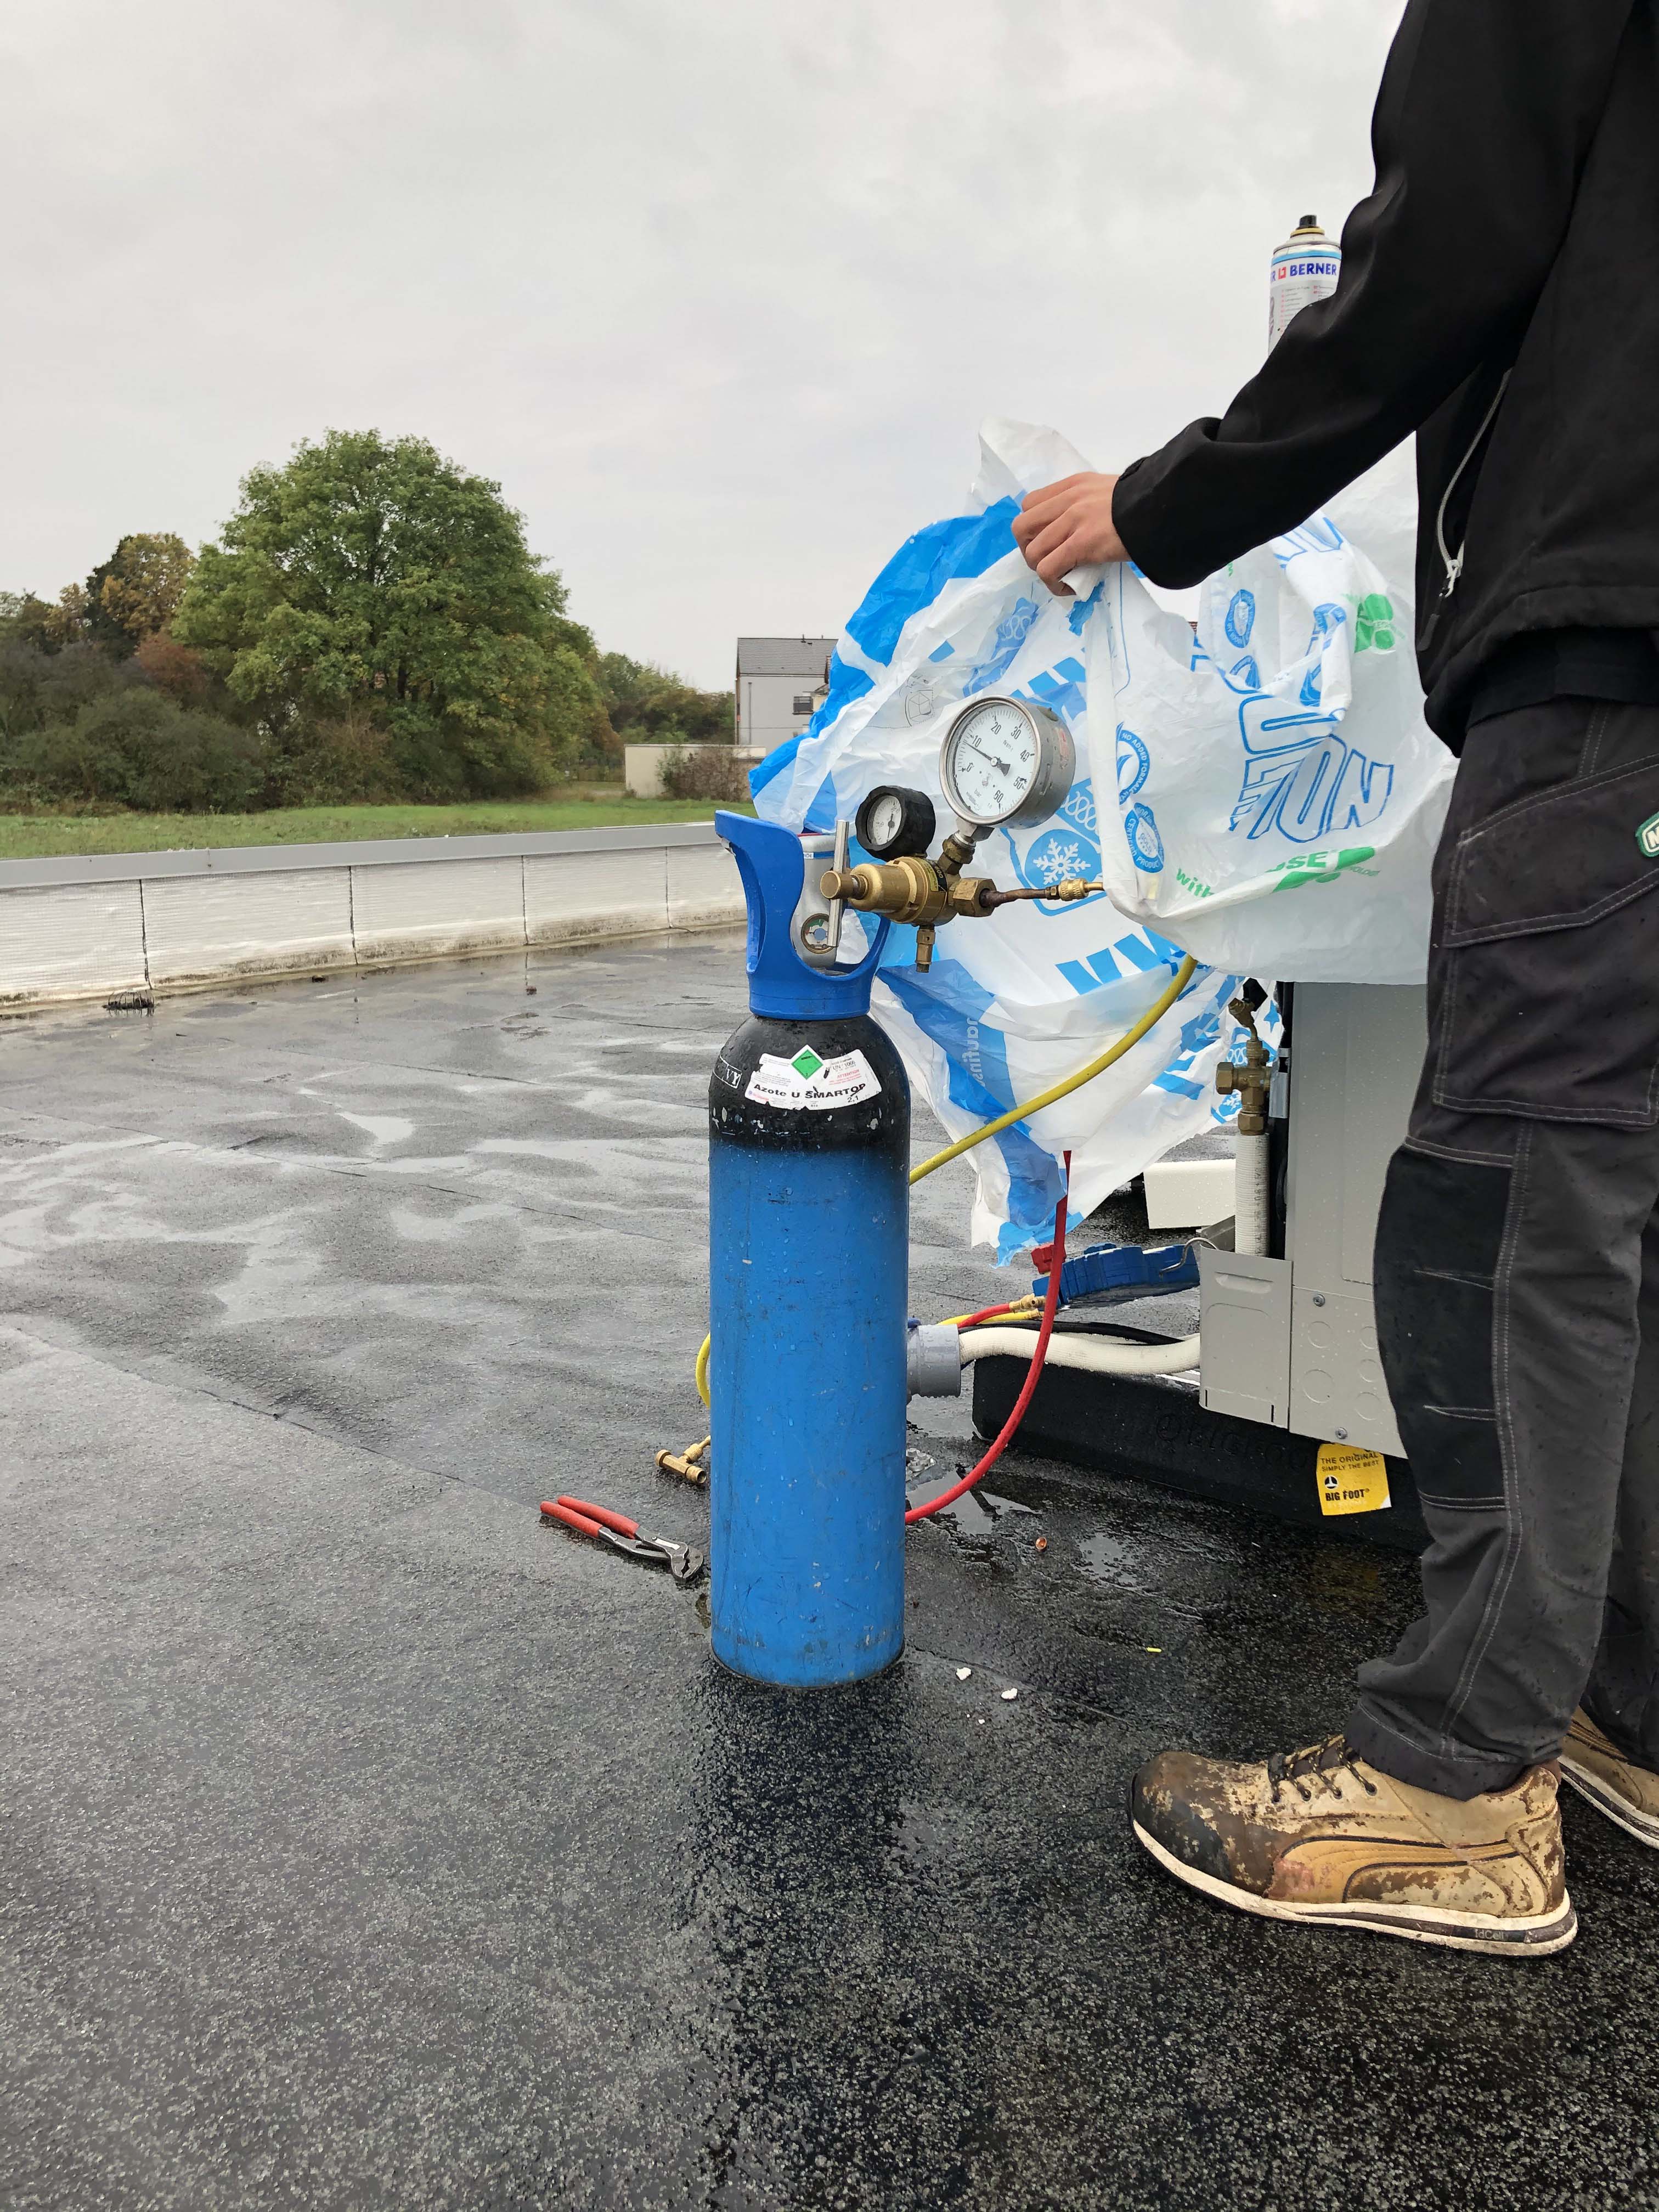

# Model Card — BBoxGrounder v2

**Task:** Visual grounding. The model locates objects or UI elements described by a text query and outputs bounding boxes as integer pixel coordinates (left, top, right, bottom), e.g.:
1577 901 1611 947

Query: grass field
0 791 756 861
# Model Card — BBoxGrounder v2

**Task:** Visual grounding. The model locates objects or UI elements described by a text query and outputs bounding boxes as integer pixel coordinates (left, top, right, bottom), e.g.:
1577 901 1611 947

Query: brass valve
1214 991 1276 1134
819 858 993 929
820 823 1099 971
656 1434 710 1486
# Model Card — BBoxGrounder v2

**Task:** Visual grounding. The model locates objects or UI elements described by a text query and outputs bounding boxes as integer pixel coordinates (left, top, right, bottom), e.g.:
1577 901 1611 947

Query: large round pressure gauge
938 694 1074 830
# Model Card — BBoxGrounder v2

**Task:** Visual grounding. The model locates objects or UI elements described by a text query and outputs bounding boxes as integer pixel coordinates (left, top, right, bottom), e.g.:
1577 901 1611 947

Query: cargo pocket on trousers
1374 1146 1510 1508
1433 755 1659 1127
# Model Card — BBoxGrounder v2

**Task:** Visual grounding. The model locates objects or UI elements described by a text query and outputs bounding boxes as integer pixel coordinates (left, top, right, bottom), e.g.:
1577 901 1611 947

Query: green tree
5 584 94 652
174 430 598 797
87 533 196 647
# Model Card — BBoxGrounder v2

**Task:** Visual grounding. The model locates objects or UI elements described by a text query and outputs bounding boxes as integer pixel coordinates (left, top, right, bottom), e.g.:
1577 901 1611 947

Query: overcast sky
4 0 1400 689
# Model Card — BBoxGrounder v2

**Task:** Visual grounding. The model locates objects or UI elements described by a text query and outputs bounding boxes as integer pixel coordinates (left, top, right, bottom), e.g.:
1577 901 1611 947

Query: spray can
707 812 907 1688
1268 214 1341 349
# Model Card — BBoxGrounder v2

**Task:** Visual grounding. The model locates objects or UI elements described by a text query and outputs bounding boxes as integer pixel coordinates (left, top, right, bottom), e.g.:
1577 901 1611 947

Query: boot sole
1132 1821 1577 1956
1559 1754 1659 1848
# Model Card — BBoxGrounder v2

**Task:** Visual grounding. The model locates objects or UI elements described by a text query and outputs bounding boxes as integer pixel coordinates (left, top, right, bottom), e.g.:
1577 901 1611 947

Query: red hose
905 1160 1069 1526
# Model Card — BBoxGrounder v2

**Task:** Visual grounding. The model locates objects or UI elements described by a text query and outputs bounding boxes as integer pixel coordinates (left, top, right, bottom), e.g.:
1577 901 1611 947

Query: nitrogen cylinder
708 1008 910 1688
1268 214 1342 349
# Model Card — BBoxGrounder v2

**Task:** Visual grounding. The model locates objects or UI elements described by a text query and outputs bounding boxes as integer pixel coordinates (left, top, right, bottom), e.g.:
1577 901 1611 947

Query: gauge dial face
866 792 905 850
943 701 1040 824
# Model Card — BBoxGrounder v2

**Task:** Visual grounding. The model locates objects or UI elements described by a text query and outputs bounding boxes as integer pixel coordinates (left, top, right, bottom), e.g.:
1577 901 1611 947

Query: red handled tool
539 1495 705 1583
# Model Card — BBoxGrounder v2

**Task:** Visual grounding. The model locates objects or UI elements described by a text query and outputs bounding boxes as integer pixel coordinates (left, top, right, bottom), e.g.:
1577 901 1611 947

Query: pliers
539 1494 706 1583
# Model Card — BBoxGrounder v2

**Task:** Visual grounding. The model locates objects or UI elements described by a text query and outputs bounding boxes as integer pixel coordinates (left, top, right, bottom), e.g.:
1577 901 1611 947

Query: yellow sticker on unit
1316 1442 1392 1516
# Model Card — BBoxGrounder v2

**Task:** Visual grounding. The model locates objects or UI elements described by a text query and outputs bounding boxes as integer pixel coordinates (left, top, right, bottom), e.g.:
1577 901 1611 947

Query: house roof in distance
736 636 838 679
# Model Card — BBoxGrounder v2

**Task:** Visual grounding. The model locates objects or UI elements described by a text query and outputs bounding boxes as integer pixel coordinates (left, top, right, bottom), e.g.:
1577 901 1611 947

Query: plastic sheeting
749 417 1433 1256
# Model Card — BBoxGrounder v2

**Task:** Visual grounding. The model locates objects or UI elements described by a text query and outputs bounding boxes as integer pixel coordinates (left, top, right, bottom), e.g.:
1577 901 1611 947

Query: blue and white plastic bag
749 420 1435 1256
1090 440 1454 981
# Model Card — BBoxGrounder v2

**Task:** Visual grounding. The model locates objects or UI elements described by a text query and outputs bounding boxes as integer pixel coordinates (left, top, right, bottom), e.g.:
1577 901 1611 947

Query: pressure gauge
855 783 937 861
938 694 1074 831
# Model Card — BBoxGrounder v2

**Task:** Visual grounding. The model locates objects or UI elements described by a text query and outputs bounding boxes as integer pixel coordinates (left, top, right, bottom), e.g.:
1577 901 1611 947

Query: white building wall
738 672 822 754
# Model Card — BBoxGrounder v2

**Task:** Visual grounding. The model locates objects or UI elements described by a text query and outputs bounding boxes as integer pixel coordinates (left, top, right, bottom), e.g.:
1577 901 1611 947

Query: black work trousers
1347 697 1659 1799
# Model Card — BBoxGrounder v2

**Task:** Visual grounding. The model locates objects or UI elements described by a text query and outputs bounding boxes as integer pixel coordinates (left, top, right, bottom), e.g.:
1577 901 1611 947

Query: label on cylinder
743 1046 883 1111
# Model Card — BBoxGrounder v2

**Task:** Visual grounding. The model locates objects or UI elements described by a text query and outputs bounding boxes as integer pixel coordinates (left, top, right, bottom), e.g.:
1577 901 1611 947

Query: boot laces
1266 1735 1379 1805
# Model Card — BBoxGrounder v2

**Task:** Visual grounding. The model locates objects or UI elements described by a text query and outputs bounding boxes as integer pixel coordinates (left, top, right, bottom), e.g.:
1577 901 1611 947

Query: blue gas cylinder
708 812 908 1688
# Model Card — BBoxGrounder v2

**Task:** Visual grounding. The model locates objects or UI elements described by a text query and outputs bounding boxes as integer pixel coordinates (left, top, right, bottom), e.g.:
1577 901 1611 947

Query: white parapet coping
0 821 745 1012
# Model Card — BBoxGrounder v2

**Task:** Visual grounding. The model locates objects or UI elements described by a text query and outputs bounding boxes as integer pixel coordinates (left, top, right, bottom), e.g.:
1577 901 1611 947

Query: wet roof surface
4 935 1656 2211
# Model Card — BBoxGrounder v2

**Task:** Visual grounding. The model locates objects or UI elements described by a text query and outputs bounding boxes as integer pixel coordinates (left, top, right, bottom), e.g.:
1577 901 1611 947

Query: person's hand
1012 473 1127 595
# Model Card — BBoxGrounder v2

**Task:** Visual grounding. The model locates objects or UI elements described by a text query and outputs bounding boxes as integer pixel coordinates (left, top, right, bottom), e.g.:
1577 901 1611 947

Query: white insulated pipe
1233 1131 1271 1257
959 1327 1201 1378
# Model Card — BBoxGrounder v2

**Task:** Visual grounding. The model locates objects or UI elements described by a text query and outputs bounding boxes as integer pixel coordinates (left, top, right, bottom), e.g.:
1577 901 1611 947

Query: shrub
0 641 148 743
256 708 401 806
599 652 732 747
659 744 748 803
10 689 265 812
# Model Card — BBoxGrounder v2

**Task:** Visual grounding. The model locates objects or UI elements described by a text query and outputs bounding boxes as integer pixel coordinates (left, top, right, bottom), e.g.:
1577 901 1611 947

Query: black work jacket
1112 0 1658 743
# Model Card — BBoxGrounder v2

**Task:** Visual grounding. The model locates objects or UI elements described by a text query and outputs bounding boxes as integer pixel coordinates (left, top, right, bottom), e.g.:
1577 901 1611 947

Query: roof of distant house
735 636 838 679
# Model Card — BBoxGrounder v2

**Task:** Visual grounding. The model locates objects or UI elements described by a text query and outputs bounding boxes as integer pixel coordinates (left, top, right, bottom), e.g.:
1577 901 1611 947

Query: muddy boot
1131 1735 1576 1956
1560 1709 1659 1847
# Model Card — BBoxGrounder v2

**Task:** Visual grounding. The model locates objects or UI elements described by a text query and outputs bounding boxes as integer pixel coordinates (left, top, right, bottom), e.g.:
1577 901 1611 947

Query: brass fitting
979 877 1101 907
817 823 1100 972
820 856 952 928
819 826 1005 970
1214 993 1276 1135
655 1435 711 1486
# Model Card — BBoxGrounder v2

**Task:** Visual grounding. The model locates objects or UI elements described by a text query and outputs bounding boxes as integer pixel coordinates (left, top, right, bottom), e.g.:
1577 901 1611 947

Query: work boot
1560 1708 1659 1848
1131 1735 1575 1956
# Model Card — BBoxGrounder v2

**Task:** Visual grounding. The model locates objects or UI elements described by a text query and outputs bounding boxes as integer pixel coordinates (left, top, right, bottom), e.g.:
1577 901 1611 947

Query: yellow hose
906 956 1197 1183
693 953 1199 1407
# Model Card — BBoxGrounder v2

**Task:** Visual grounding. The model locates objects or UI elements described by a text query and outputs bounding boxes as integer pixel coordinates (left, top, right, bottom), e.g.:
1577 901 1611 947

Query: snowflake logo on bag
997 778 1105 912
1034 839 1085 884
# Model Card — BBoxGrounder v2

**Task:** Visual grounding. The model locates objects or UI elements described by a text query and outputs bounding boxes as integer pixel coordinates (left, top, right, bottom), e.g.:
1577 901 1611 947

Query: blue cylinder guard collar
716 810 890 1020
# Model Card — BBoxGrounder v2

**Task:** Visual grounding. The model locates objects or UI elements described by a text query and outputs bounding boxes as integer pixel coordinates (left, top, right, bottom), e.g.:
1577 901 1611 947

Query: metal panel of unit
1284 984 1425 1290
1289 1285 1403 1455
1283 983 1425 1449
1198 1248 1293 1427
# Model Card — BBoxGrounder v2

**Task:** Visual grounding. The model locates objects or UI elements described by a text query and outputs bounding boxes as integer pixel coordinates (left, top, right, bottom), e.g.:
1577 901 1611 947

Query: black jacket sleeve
1112 0 1636 589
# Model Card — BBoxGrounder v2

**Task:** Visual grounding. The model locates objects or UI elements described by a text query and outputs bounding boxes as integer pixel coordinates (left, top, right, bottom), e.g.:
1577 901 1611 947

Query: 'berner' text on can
1268 213 1342 348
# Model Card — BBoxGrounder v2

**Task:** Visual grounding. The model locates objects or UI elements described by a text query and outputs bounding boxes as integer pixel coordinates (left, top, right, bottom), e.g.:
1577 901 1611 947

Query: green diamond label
1639 813 1659 860
746 1048 882 1113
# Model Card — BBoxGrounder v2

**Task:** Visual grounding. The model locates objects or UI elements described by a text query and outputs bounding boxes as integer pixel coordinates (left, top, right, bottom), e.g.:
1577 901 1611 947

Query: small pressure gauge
855 784 937 861
938 694 1074 831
